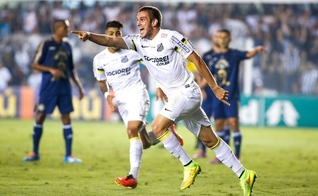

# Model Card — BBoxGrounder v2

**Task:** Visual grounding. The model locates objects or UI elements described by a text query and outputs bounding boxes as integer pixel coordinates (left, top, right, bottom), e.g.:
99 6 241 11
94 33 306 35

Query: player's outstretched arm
71 30 128 49
187 51 230 106
246 46 267 58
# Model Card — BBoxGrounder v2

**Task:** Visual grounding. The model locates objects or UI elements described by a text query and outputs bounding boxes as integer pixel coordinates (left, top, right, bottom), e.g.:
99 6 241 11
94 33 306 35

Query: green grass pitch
0 119 317 196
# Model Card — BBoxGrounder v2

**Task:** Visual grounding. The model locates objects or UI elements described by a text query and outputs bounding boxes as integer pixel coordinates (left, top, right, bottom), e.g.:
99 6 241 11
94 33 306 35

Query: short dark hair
216 29 231 37
52 19 68 33
138 6 162 28
105 20 123 30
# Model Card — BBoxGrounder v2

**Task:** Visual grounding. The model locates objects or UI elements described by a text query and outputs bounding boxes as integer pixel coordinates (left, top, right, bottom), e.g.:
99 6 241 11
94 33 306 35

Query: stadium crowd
0 1 317 95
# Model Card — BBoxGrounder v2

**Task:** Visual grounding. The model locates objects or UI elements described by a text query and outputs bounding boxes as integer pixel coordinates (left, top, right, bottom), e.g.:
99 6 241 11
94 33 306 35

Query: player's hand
50 68 66 79
256 46 267 53
212 86 230 106
71 30 89 42
106 94 116 111
156 87 168 104
78 87 85 100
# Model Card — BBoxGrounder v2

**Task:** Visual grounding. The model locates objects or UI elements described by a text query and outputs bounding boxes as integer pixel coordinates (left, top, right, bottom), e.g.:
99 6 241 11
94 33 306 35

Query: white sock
159 131 192 166
129 137 143 179
212 139 244 177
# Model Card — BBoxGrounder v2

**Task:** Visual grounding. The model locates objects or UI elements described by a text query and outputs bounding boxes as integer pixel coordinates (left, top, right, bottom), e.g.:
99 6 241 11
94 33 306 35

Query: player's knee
126 128 139 138
150 122 165 137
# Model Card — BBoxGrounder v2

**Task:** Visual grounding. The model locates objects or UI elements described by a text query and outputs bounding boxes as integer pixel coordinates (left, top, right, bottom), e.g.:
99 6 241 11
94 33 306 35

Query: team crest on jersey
215 57 229 69
157 43 164 52
121 55 128 63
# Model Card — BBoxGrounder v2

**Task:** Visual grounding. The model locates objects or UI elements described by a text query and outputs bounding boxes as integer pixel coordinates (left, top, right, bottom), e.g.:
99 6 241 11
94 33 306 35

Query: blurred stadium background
0 0 317 128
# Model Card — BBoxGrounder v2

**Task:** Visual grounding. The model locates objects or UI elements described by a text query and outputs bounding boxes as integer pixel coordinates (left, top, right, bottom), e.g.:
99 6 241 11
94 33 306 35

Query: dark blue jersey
203 48 248 100
33 37 74 96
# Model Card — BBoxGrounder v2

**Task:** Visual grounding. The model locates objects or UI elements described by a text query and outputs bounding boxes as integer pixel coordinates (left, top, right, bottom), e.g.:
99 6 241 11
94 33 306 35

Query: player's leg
139 126 151 149
198 125 257 196
151 114 201 190
115 120 144 189
228 117 241 160
152 84 203 190
23 111 46 162
209 118 226 163
23 95 57 162
59 94 81 163
193 98 212 159
226 100 241 160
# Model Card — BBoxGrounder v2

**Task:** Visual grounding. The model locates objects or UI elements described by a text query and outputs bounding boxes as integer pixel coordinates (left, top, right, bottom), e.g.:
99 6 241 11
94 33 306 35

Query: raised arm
71 30 128 49
246 46 266 58
187 51 230 106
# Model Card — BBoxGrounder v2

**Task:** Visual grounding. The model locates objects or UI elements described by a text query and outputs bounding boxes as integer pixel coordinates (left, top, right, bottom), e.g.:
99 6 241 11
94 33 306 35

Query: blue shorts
37 93 74 114
213 98 239 119
202 99 213 117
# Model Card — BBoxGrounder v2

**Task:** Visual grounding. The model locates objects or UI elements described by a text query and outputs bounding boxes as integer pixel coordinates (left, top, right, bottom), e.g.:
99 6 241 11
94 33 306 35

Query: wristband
104 92 109 99
86 31 91 38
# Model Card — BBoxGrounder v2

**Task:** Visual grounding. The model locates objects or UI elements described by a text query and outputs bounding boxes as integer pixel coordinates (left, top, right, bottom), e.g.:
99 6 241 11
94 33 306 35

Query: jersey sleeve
92 56 106 81
237 50 249 61
122 35 139 52
170 31 195 58
33 40 47 65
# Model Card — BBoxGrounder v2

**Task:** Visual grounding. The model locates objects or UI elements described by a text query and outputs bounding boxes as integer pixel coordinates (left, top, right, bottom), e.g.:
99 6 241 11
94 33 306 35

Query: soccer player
203 29 266 164
23 19 85 163
92 20 183 189
72 6 257 195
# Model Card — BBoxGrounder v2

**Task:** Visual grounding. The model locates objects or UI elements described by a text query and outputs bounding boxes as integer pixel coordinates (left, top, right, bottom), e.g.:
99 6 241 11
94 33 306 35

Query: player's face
217 32 231 48
57 21 69 38
105 27 122 51
137 11 154 39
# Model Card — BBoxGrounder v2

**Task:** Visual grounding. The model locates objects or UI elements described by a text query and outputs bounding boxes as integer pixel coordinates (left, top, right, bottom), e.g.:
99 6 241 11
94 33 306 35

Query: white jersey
93 48 147 98
123 29 195 97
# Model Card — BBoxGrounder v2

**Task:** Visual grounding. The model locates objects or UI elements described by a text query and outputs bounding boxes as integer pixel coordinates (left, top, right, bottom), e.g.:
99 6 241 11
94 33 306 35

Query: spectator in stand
0 59 12 92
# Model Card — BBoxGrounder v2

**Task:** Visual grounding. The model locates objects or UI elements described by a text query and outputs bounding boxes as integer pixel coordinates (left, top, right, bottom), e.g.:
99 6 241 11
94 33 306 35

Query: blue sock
223 126 231 145
32 123 43 155
232 131 242 158
63 124 73 157
216 130 226 143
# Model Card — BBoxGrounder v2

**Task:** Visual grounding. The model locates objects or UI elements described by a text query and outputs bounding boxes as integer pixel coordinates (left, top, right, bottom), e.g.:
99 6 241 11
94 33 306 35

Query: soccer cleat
208 157 221 164
115 174 138 189
180 161 201 190
23 152 40 162
192 150 206 159
240 169 257 196
63 155 82 163
168 124 184 146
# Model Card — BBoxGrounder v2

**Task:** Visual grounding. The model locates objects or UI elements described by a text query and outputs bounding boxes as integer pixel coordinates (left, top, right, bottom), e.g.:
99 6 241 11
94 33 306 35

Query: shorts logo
157 43 164 52
164 108 172 112
121 55 128 63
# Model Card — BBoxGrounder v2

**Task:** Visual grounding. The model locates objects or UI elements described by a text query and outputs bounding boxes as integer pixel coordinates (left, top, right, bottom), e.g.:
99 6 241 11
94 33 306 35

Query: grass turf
0 119 317 196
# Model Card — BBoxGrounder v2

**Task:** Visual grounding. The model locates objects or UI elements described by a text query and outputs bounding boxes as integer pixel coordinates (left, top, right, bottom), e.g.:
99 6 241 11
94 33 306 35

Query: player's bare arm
70 70 85 100
187 51 230 106
71 30 128 49
31 63 66 79
98 80 115 111
156 87 168 103
246 46 267 58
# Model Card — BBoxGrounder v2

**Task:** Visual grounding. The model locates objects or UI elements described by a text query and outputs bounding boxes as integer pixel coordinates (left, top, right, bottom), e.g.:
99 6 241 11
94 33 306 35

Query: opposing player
93 20 183 189
72 6 257 195
23 19 85 163
204 29 266 163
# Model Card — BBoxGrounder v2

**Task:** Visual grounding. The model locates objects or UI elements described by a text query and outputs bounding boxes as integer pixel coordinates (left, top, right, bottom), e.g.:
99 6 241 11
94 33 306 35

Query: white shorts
159 81 211 136
116 89 150 127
